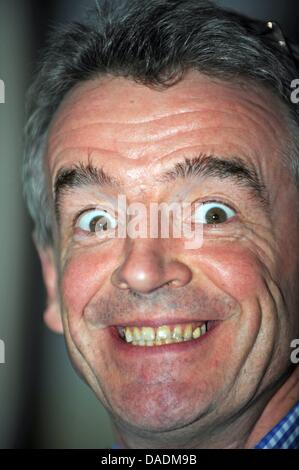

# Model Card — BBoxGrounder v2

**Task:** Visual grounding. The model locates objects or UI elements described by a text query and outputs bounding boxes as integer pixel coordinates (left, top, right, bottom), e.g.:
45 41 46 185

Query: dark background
0 0 298 449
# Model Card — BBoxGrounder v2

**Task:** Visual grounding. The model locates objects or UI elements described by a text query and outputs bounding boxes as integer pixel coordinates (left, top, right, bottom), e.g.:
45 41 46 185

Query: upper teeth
117 322 208 346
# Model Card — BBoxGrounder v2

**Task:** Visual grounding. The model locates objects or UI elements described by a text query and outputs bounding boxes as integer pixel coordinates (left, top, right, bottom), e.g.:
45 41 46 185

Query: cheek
60 248 112 320
61 242 265 320
196 243 266 302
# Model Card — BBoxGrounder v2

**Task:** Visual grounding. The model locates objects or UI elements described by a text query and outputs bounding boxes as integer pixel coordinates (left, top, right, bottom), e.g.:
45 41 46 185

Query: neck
245 365 299 448
111 366 299 449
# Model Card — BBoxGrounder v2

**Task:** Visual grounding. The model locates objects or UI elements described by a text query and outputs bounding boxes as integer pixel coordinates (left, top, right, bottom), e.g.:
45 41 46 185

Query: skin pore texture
39 71 299 449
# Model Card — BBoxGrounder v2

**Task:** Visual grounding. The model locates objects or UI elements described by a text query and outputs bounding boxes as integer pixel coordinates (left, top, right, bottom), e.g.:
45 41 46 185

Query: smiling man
23 0 299 449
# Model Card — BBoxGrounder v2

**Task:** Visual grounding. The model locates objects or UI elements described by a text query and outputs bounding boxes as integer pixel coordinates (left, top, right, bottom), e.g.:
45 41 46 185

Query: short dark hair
23 0 299 247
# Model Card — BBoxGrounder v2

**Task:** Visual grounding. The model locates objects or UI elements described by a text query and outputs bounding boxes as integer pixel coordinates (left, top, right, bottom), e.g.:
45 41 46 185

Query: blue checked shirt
255 401 299 449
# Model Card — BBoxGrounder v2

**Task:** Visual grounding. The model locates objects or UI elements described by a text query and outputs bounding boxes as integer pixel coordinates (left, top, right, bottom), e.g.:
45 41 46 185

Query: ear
36 243 63 334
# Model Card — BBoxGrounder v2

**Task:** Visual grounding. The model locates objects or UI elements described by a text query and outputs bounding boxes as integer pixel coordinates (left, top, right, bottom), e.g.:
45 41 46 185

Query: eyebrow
54 153 269 220
159 153 269 209
54 161 122 219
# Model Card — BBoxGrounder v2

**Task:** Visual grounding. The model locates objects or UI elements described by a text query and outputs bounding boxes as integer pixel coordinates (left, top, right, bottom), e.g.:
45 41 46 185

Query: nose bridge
110 238 192 293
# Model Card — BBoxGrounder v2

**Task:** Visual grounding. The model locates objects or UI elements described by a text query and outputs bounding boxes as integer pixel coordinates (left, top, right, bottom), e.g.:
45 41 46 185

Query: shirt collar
255 401 299 449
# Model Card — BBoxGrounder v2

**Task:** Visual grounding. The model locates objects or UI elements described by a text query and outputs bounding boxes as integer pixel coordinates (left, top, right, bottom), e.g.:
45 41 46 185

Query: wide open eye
194 201 236 225
76 209 117 234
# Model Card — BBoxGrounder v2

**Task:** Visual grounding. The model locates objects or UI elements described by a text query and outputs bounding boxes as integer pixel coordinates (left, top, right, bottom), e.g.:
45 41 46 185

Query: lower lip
108 321 220 358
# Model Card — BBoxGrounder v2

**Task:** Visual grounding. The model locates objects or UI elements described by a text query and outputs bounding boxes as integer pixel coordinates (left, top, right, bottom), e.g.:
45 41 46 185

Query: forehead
46 71 289 185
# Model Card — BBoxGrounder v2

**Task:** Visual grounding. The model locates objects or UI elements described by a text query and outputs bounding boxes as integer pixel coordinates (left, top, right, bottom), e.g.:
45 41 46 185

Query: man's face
42 72 299 441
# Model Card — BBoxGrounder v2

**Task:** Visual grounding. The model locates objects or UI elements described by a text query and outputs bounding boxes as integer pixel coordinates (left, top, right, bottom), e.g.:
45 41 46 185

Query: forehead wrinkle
47 118 284 168
49 106 281 148
49 75 286 131
47 78 289 173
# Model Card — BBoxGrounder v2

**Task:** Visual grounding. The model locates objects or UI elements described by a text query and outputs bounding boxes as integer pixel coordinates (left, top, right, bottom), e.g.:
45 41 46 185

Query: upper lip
111 317 216 328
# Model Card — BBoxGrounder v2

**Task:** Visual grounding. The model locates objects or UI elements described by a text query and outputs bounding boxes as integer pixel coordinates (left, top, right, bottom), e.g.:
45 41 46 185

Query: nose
111 240 192 293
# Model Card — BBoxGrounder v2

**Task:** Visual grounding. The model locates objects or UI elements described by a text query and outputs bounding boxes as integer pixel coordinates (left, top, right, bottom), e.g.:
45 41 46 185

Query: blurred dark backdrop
0 0 298 449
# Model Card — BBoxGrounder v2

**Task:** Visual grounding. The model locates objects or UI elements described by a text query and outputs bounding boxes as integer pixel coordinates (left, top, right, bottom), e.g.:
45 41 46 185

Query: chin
98 379 217 434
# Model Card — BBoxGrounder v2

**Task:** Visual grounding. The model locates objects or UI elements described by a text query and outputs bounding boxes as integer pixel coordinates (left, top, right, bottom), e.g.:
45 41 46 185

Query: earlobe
36 242 64 335
44 303 64 334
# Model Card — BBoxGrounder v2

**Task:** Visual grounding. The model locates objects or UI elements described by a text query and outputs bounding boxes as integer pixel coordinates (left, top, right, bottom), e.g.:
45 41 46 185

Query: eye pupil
205 207 227 224
89 215 109 232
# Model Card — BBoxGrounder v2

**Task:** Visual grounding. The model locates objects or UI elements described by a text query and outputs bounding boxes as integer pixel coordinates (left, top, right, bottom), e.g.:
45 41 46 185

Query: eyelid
192 199 238 226
194 198 238 214
71 199 238 231
72 206 98 228
75 207 118 237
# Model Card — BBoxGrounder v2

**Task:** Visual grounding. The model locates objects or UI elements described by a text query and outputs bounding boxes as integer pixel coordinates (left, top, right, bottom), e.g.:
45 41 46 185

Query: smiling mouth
116 321 214 347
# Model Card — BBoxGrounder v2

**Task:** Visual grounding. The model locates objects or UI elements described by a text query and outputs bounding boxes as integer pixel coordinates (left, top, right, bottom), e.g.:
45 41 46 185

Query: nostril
110 267 129 290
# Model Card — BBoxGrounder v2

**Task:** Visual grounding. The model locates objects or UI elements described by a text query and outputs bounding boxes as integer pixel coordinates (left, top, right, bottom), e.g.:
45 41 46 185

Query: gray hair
23 0 299 247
